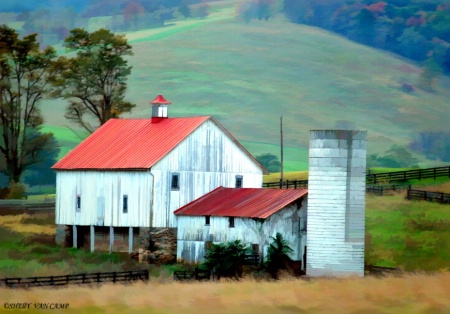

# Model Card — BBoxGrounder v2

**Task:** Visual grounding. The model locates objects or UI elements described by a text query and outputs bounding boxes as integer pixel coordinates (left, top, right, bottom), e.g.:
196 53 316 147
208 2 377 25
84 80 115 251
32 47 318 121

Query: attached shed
52 96 266 254
174 187 308 267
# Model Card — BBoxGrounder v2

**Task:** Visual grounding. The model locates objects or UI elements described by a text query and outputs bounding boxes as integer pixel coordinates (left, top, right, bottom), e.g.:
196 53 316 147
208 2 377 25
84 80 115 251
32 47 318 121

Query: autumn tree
52 28 135 133
0 25 59 183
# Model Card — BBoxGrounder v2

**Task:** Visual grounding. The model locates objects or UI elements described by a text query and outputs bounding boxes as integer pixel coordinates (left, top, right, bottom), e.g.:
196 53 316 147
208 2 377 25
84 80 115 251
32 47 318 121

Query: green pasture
32 4 450 166
366 192 450 271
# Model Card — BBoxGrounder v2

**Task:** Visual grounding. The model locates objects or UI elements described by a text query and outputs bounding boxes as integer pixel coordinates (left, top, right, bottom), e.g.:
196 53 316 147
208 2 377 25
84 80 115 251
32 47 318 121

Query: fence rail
0 270 149 288
406 189 450 204
262 180 308 189
366 184 411 196
367 166 450 184
263 166 450 189
0 199 55 210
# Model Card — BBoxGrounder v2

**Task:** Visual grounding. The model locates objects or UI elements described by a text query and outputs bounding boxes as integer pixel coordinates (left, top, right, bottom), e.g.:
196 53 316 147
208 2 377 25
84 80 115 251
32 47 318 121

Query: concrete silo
306 130 367 277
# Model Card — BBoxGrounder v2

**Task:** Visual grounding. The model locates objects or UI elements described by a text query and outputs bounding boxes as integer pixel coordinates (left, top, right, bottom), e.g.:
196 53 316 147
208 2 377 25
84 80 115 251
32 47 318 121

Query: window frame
76 195 81 212
123 195 128 214
171 173 180 190
228 216 235 228
235 175 243 188
205 215 210 226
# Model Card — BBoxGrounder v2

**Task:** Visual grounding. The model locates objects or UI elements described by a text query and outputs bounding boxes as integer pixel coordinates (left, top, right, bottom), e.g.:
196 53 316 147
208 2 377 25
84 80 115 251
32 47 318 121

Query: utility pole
280 116 284 183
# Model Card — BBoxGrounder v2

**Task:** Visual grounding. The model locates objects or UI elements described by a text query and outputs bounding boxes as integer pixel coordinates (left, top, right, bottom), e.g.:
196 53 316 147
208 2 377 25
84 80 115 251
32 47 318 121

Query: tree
419 56 442 92
0 25 59 184
265 232 294 279
52 28 135 133
255 153 280 173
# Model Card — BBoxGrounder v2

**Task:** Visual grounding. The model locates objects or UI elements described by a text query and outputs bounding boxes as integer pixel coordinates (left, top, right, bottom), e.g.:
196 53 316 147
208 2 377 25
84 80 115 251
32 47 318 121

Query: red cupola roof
150 94 171 105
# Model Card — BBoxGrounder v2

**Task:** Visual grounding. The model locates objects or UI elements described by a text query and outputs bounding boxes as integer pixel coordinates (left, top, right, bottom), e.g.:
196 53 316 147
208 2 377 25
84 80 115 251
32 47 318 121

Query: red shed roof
52 116 210 170
174 187 308 219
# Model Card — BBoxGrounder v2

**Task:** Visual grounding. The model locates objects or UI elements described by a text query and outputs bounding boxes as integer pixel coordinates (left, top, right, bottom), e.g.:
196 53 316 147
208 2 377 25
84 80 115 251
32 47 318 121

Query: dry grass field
1 272 450 314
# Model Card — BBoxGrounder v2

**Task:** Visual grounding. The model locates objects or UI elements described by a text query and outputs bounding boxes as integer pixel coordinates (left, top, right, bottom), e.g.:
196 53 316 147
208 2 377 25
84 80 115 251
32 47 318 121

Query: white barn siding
152 119 263 227
55 171 153 227
176 200 307 264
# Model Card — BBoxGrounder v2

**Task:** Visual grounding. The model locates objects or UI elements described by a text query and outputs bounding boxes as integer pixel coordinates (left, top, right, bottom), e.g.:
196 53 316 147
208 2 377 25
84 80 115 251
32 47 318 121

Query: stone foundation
138 227 177 264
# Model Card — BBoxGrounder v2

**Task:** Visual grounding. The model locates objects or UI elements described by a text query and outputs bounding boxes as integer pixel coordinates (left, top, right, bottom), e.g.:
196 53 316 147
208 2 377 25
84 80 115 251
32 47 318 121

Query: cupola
150 94 171 118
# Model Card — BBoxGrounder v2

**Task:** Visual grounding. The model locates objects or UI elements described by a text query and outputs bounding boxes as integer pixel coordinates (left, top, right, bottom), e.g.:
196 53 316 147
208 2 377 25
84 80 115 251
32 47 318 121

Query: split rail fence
406 189 450 204
262 166 450 189
0 270 149 288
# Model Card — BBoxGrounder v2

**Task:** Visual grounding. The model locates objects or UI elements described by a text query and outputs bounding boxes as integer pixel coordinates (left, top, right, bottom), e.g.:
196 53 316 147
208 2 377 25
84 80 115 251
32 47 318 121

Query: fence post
97 273 100 283
294 181 297 189
407 188 411 200
113 272 116 283
434 168 437 180
286 180 289 189
441 193 444 204
419 169 421 181
279 179 282 189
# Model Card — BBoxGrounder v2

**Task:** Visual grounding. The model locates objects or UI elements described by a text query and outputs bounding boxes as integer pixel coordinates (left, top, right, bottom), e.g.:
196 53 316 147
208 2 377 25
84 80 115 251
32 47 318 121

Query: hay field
2 272 450 314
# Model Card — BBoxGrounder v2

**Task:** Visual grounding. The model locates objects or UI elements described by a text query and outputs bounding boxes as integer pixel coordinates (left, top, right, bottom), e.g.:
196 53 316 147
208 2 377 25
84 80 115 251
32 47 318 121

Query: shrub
6 182 26 199
200 240 250 280
265 233 294 279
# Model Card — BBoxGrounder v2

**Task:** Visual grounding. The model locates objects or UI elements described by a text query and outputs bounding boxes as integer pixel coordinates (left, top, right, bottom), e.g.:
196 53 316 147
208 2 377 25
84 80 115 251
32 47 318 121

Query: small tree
201 240 250 280
52 28 135 133
255 153 280 173
265 232 293 279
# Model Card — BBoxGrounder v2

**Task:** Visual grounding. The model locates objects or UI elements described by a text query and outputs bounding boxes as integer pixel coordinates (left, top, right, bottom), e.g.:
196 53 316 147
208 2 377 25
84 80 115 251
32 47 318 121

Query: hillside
39 9 450 171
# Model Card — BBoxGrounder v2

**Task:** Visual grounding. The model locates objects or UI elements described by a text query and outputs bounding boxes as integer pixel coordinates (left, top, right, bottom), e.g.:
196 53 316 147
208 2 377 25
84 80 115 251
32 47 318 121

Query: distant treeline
283 0 450 75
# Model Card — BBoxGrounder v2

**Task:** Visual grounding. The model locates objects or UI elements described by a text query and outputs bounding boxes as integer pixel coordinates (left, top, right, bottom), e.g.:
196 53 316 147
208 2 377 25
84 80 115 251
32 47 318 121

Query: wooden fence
367 166 450 184
173 268 211 281
366 184 411 196
0 270 149 288
262 180 308 189
0 199 55 211
263 166 450 189
406 189 450 204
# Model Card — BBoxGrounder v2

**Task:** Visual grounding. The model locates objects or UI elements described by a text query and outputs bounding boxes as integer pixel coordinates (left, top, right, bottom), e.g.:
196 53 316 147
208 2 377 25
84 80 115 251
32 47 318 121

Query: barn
52 95 266 255
174 187 308 267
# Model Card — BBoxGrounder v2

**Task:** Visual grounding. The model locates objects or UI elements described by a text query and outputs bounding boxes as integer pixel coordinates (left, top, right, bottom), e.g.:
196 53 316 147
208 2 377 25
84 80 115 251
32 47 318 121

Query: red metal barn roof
52 116 267 172
52 116 210 170
174 187 308 219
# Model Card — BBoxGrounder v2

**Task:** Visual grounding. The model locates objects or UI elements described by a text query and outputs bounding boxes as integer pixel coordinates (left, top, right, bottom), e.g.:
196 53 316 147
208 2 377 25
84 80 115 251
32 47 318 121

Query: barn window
205 216 210 226
235 175 243 188
76 195 81 211
228 216 235 228
123 195 128 214
171 173 179 190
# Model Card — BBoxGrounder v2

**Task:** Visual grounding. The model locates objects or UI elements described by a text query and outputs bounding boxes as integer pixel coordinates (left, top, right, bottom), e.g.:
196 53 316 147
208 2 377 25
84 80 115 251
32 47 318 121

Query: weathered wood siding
152 119 263 227
176 199 307 264
306 130 366 277
55 171 153 227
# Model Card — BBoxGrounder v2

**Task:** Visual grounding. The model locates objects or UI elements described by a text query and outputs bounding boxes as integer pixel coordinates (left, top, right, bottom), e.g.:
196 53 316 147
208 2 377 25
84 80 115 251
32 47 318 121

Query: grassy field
1 273 450 313
1 180 450 312
33 3 450 171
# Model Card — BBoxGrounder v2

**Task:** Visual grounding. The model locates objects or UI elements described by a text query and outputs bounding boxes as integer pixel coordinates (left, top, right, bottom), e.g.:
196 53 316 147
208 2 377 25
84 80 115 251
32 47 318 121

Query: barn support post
90 225 95 252
128 227 133 254
72 225 77 248
109 226 114 253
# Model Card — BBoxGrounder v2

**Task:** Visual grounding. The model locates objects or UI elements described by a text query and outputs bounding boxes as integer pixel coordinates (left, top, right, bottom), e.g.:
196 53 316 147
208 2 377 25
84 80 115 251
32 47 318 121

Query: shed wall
176 200 307 264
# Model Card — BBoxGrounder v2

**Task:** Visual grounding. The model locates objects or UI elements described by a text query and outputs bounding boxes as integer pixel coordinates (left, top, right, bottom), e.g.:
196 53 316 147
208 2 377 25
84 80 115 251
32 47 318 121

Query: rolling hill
39 7 450 171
